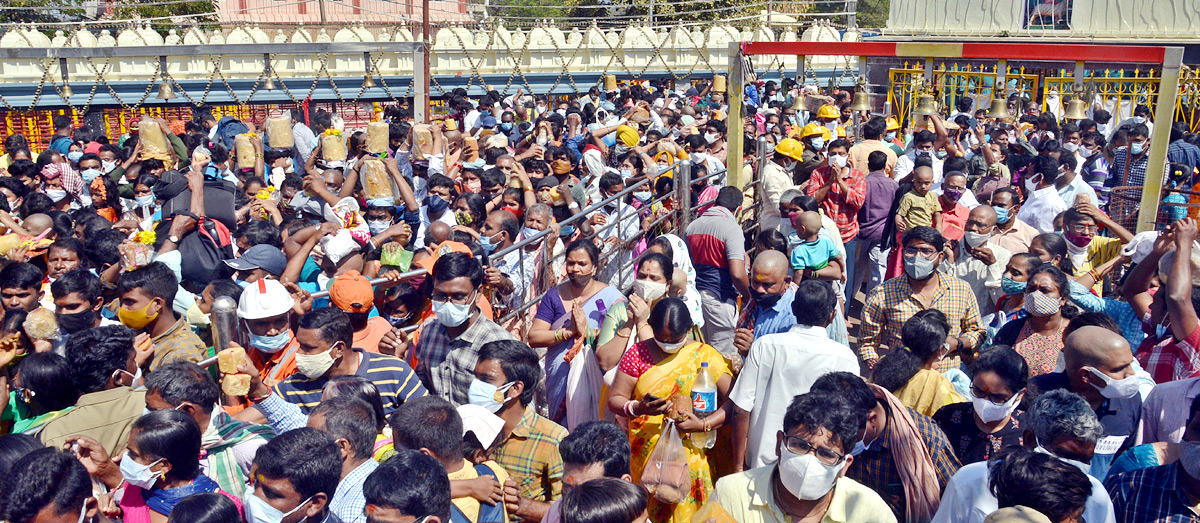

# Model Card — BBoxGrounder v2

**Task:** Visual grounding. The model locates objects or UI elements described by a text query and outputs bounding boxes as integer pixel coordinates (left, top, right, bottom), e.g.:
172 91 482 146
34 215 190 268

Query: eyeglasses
970 386 1015 405
1069 224 1098 234
783 435 845 466
903 247 939 258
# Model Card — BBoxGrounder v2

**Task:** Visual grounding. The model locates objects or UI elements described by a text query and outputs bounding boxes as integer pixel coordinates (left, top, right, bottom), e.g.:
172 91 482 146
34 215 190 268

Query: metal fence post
676 160 693 234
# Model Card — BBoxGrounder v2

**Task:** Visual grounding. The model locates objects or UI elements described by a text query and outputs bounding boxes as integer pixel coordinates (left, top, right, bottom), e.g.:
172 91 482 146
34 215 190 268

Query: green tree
109 0 218 31
0 0 89 25
856 0 889 28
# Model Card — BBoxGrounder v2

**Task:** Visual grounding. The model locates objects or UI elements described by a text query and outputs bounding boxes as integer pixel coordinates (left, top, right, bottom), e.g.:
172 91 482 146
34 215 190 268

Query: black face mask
749 288 782 309
57 308 96 334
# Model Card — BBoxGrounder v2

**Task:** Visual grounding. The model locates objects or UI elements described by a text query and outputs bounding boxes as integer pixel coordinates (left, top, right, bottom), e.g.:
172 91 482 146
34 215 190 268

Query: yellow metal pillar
727 42 744 191
1139 47 1185 232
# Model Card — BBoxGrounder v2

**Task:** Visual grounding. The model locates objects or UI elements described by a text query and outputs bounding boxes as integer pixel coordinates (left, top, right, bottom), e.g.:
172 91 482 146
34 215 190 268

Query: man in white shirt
1055 150 1098 206
760 139 802 231
893 130 943 183
1016 155 1069 234
728 278 859 470
932 389 1116 523
945 205 1012 320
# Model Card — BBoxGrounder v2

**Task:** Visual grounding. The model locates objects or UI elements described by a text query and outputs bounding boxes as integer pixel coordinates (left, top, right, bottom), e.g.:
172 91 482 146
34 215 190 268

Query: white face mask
45 188 68 202
1024 174 1040 194
243 491 313 523
970 389 1022 423
1062 142 1079 153
1085 366 1140 399
778 446 843 500
1032 443 1091 475
102 160 117 173
433 292 476 328
963 230 992 248
294 346 337 379
830 154 848 168
704 132 719 144
632 279 667 302
658 337 688 353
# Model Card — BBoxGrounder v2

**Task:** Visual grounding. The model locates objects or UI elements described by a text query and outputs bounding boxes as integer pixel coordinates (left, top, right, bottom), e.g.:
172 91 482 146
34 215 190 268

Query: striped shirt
686 206 746 302
274 348 427 415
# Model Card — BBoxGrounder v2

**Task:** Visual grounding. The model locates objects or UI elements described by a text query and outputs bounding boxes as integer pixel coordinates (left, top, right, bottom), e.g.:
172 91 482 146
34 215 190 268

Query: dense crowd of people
0 75 1197 523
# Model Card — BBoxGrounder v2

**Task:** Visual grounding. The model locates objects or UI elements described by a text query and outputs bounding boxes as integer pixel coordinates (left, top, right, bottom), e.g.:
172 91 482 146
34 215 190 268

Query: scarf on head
869 383 942 521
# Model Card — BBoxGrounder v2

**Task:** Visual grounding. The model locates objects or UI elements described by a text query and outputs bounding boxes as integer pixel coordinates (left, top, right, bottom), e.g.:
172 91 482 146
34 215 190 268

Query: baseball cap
225 244 287 277
458 404 505 449
329 270 374 314
415 241 473 272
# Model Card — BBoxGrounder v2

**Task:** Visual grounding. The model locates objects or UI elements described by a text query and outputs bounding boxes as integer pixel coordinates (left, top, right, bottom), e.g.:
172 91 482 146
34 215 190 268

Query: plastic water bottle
690 362 717 449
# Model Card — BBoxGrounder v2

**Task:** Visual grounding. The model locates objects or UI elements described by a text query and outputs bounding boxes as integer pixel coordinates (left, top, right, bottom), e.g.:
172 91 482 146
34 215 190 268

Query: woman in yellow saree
607 298 732 523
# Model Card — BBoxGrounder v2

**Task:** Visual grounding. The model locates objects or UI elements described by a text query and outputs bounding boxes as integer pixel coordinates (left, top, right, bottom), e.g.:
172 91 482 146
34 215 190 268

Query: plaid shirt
805 166 867 242
859 273 984 371
1136 325 1200 384
330 459 378 523
491 406 568 502
150 316 210 371
415 315 516 405
1105 463 1200 522
846 405 962 521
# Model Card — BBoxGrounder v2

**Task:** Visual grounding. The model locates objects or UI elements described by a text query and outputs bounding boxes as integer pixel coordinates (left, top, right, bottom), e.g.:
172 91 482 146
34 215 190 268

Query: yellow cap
836 126 846 138
774 138 805 161
816 104 839 120
886 117 901 131
616 125 639 147
798 123 825 140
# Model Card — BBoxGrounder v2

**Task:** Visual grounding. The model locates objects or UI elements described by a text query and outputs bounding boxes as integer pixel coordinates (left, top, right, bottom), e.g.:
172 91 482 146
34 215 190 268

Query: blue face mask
522 226 541 240
81 169 102 182
249 329 292 353
1001 276 1027 295
235 279 251 289
632 191 652 202
500 122 514 132
560 225 576 237
479 232 502 254
66 151 83 163
1131 142 1146 155
425 195 449 215
134 194 155 208
810 137 825 150
468 379 515 413
994 206 1010 224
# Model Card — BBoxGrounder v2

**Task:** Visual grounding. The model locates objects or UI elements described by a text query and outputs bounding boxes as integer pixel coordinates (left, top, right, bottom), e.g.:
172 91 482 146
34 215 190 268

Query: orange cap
329 270 374 314
415 241 474 272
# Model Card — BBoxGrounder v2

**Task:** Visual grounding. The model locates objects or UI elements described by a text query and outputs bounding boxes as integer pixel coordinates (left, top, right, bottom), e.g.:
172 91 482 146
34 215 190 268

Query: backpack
448 464 507 523
155 213 234 294
214 116 250 151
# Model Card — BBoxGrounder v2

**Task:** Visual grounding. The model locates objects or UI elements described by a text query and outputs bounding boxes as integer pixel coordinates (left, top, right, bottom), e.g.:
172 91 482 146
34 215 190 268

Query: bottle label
692 391 717 413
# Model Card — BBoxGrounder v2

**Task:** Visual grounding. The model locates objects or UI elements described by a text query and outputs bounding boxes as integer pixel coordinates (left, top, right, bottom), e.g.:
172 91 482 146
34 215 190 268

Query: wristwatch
167 234 180 244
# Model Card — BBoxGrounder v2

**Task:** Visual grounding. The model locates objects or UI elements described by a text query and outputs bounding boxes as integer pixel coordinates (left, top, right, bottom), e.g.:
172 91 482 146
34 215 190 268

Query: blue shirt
330 459 378 523
750 287 797 339
789 237 840 271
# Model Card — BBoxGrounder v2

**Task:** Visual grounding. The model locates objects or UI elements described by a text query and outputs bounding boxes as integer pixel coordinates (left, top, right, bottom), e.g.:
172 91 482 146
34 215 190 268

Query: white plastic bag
564 345 603 431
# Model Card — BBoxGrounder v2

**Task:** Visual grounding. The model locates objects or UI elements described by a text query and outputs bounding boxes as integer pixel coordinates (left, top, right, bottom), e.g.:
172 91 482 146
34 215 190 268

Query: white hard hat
237 278 295 320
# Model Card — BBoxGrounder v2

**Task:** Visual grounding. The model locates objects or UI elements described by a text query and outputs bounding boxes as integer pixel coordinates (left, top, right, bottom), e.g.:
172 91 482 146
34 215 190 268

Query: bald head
428 221 452 245
752 250 789 280
969 204 998 228
22 214 52 236
1064 325 1132 372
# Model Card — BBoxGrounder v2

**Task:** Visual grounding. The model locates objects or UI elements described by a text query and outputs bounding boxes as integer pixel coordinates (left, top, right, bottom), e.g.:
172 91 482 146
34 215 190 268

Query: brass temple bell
1063 98 1088 120
987 96 1012 119
849 88 872 112
913 94 937 117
